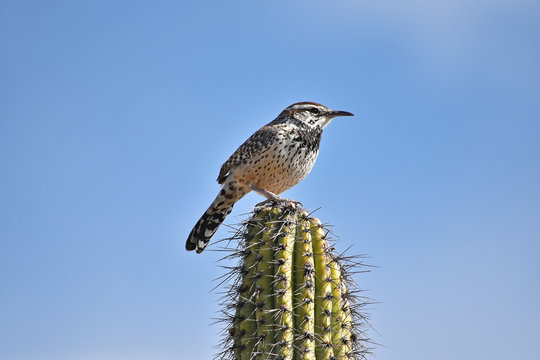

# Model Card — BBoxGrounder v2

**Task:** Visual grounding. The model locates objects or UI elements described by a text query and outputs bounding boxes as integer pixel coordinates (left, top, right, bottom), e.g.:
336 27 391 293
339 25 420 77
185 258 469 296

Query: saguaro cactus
217 205 371 360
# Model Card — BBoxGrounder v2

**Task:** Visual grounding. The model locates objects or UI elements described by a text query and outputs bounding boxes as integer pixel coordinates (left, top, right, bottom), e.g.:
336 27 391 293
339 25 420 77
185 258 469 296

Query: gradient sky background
1 1 539 359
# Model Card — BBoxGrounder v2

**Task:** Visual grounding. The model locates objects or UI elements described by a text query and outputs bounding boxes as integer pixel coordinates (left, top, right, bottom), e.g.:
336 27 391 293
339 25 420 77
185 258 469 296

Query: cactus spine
221 205 370 360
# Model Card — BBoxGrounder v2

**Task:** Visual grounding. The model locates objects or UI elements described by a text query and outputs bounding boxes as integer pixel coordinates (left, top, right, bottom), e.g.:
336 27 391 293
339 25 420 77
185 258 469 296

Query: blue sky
1 1 539 359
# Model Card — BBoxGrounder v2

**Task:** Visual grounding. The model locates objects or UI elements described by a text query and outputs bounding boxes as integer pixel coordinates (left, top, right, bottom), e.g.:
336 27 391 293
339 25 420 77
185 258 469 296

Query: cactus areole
217 205 371 360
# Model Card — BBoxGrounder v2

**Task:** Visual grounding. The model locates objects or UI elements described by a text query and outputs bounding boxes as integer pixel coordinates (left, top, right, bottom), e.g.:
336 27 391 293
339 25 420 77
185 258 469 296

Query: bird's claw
255 197 303 209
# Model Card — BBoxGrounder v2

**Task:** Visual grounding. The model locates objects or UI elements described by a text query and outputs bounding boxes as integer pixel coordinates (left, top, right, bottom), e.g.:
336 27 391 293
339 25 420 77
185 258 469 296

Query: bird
185 101 354 253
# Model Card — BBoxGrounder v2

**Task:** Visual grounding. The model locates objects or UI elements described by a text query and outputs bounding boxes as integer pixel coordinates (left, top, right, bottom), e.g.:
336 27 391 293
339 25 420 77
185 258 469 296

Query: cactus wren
186 101 354 253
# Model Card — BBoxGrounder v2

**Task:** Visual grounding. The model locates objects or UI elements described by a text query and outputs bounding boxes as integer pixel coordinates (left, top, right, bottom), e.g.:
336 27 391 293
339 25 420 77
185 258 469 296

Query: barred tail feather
186 178 250 254
186 204 234 253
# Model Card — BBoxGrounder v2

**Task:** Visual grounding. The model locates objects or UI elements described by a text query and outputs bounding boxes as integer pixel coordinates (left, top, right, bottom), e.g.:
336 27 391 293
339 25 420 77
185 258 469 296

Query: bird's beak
327 110 354 118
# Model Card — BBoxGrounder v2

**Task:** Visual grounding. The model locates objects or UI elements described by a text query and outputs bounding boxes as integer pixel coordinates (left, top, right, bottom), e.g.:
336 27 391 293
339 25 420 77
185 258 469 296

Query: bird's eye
309 108 320 114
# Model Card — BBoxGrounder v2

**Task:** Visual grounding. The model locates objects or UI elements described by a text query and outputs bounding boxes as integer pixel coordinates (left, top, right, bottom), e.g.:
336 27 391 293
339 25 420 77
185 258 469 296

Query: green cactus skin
311 218 334 360
294 217 316 359
273 212 295 360
233 211 265 359
223 205 370 360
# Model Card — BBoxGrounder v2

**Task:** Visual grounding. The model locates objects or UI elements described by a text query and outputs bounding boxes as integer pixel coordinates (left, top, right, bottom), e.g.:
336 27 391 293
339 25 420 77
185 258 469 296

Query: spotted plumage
186 101 354 253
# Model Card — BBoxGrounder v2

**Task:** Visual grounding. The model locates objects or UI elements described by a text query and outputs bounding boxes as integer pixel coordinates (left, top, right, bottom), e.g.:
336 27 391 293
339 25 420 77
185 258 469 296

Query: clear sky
1 1 539 359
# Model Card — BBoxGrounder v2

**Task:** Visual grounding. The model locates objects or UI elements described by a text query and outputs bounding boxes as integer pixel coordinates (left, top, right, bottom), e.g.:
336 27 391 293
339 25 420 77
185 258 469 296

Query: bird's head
283 101 354 129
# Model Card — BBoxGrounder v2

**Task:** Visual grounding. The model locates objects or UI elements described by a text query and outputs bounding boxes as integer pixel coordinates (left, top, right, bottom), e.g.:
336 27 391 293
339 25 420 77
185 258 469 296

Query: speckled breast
235 133 320 195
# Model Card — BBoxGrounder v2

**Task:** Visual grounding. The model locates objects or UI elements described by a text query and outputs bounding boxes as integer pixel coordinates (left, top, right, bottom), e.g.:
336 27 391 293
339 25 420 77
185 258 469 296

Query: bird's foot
255 197 303 209
250 184 302 210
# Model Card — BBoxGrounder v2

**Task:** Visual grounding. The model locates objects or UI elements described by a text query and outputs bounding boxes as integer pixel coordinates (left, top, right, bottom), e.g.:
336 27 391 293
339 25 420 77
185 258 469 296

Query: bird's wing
217 125 283 184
